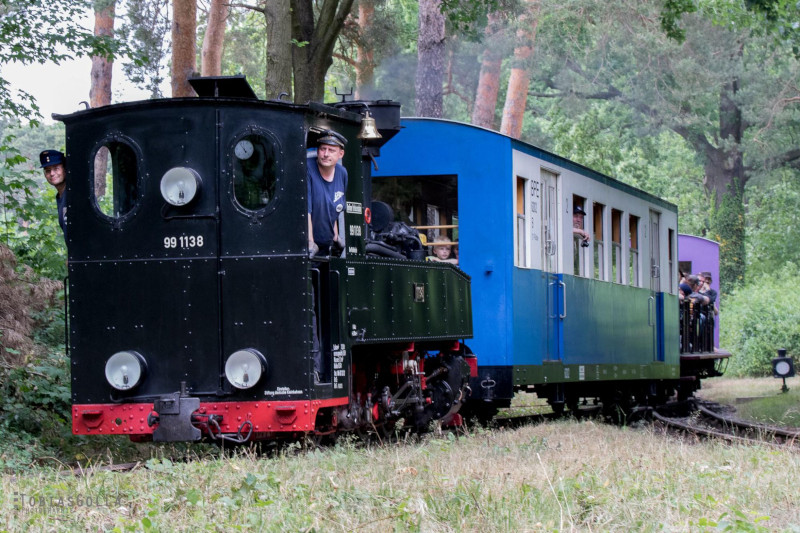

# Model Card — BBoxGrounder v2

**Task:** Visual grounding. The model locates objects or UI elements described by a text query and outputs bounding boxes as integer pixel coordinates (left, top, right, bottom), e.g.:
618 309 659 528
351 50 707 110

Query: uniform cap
39 150 65 168
317 132 346 148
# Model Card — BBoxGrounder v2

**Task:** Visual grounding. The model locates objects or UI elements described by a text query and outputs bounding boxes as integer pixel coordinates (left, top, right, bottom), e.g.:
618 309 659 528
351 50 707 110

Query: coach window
629 214 640 287
611 209 623 283
573 195 588 277
515 177 527 267
232 133 278 211
593 202 605 280
94 141 138 219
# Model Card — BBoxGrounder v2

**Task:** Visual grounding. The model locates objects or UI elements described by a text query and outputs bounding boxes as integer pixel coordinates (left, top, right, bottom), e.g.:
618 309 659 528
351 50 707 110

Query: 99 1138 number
163 235 204 249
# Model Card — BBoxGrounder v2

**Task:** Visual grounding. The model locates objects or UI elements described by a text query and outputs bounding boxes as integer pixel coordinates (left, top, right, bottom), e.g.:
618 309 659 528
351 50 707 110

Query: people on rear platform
686 275 711 305
678 270 692 301
698 271 718 305
428 235 458 264
682 274 715 351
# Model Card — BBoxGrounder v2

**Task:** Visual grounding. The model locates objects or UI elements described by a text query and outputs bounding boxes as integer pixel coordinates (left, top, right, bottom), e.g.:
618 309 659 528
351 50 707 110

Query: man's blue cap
39 150 65 168
317 131 346 148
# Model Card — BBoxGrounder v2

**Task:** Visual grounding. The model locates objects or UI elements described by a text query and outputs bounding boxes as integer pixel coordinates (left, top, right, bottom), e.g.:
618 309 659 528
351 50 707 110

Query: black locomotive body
61 78 473 442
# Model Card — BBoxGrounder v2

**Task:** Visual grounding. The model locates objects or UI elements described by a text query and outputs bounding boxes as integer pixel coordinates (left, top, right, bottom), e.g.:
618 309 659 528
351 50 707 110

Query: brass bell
358 111 382 140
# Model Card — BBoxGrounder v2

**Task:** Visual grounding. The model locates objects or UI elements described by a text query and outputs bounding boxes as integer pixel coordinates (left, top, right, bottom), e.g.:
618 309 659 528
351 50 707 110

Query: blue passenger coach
373 118 684 414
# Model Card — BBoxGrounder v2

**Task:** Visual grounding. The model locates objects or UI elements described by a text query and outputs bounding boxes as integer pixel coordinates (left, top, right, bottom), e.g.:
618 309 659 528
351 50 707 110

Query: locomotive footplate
149 392 202 442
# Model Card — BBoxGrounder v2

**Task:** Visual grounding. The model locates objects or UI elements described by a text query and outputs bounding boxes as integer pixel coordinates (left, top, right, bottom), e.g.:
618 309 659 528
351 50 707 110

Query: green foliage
660 0 697 42
0 0 126 122
218 9 268 99
710 185 746 294
439 0 496 39
531 101 710 233
0 348 72 462
0 138 64 278
330 0 421 103
704 0 800 55
721 263 800 376
0 123 67 278
528 0 800 295
744 170 800 279
117 0 170 98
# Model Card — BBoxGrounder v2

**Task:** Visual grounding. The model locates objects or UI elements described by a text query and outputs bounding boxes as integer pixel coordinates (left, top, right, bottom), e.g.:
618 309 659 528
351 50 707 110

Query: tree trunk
415 0 446 117
472 12 503 129
264 0 293 100
355 0 376 99
91 0 116 199
704 78 746 293
171 0 197 97
707 167 745 294
200 0 228 76
290 0 356 103
500 1 539 138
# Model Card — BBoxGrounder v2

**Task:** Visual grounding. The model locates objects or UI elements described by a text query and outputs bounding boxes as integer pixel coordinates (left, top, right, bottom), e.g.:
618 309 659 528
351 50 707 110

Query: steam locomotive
58 76 727 442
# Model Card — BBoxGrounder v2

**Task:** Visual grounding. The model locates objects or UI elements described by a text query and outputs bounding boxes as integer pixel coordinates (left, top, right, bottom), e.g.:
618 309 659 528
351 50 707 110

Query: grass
4 378 800 531
4 420 800 532
698 376 800 427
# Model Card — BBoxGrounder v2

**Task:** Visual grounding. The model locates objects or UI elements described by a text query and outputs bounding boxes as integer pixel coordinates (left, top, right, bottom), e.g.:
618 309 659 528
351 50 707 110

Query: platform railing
679 300 715 353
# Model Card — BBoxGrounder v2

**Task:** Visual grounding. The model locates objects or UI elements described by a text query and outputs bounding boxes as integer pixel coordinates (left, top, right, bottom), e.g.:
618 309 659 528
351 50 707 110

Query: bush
721 263 800 376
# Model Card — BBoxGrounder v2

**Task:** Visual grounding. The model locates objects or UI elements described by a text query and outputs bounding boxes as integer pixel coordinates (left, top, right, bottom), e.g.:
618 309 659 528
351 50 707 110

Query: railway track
652 400 800 449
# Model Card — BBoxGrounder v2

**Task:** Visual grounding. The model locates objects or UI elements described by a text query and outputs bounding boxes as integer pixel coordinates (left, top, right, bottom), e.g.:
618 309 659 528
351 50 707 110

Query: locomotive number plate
163 235 205 249
413 283 425 302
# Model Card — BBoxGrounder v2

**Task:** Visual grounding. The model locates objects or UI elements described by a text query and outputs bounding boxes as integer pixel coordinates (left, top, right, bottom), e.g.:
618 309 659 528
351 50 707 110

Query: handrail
411 224 458 230
679 300 715 353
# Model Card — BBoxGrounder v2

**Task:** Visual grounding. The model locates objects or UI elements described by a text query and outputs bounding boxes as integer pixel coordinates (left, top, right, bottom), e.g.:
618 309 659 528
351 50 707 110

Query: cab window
94 140 139 219
232 133 278 211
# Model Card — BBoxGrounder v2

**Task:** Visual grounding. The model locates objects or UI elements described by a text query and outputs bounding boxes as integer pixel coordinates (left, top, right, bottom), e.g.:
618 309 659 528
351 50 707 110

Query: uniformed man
40 149 67 238
307 133 348 256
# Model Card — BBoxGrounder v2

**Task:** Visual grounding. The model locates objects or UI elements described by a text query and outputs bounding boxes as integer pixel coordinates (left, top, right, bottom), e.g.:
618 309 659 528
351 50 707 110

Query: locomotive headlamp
105 351 147 391
225 349 268 390
160 167 201 206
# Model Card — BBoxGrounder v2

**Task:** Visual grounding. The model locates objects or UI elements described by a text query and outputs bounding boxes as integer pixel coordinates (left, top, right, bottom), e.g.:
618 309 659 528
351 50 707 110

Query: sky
4 58 158 123
3 4 168 123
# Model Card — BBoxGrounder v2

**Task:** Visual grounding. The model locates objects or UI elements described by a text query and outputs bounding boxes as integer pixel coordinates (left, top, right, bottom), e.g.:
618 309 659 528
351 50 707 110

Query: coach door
541 169 562 361
649 210 665 362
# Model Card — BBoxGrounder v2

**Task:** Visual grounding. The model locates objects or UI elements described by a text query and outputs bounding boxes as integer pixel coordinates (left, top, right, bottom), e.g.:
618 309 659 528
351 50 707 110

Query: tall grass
4 421 799 531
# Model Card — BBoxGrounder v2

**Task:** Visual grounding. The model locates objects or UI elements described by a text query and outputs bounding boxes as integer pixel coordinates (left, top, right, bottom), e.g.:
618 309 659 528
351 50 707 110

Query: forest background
1 0 800 463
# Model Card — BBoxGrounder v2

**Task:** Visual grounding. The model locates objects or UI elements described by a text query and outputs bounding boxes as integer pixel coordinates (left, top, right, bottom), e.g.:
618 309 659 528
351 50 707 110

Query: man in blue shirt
307 133 348 256
40 150 67 239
